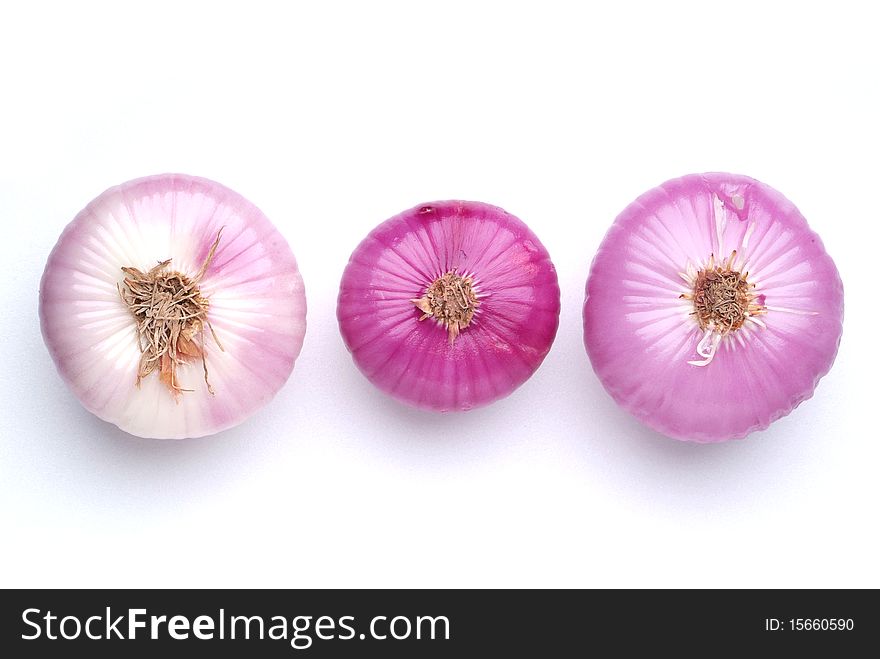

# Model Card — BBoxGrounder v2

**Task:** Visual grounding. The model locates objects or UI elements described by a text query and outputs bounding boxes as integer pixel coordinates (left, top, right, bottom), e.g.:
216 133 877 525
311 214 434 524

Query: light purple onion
338 201 560 411
40 174 306 439
584 173 843 442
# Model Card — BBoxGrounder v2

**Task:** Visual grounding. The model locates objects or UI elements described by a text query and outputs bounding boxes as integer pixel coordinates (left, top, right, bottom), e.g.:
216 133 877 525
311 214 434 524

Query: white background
1 1 877 588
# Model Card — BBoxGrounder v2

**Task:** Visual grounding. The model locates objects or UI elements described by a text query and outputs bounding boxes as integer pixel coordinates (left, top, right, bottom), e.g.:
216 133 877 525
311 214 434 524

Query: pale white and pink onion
40 174 306 439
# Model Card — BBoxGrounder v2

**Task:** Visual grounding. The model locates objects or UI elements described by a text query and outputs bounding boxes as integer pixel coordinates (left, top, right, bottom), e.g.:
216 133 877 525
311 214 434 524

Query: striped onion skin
39 174 306 439
338 201 560 412
584 173 843 442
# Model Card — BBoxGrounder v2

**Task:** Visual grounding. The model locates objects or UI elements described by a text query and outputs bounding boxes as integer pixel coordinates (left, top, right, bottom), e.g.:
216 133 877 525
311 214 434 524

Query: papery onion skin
39 174 306 439
338 201 560 411
584 173 843 442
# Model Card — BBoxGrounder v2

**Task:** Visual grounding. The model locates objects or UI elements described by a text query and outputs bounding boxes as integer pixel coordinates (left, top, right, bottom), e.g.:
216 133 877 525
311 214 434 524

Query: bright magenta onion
40 174 306 439
337 201 560 411
584 173 843 442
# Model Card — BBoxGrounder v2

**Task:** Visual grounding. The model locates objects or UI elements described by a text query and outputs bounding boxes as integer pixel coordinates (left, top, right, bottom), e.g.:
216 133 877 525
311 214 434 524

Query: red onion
337 200 560 411
40 174 306 439
584 173 843 442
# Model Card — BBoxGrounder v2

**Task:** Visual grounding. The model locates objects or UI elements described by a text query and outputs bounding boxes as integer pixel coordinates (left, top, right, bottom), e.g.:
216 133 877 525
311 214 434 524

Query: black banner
0 589 874 656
